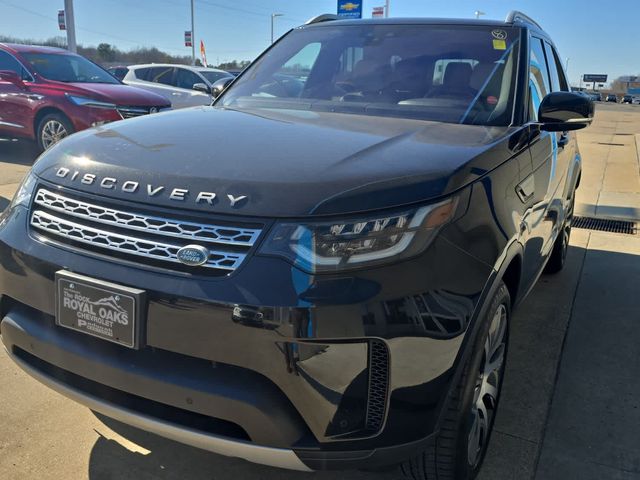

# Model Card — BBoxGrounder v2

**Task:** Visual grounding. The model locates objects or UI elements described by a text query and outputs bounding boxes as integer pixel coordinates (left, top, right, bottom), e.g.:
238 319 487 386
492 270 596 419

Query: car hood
33 107 524 217
66 82 170 107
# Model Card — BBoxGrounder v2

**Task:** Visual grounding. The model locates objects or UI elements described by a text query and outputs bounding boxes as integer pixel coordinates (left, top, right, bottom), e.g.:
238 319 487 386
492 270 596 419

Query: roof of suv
0 43 69 54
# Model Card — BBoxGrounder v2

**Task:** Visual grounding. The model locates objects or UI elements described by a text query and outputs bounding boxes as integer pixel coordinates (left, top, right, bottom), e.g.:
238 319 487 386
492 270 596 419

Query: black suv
0 11 593 479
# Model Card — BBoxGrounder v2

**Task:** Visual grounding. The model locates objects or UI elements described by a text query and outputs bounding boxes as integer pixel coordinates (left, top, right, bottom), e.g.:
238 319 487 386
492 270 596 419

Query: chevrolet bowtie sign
337 1 362 18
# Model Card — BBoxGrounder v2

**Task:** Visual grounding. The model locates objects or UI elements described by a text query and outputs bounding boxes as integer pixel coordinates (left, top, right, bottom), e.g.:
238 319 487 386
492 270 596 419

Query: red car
0 44 171 150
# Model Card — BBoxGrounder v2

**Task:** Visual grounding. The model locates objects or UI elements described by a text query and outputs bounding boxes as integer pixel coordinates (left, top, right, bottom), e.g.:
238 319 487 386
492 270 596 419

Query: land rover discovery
0 11 593 479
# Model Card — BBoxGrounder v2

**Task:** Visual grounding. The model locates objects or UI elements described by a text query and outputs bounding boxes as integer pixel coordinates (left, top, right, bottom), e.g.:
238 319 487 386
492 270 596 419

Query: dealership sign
372 6 385 17
337 1 362 18
184 31 192 47
583 74 607 83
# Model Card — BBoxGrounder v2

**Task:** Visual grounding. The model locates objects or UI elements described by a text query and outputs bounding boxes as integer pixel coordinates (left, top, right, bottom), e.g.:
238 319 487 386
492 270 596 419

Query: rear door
0 50 34 138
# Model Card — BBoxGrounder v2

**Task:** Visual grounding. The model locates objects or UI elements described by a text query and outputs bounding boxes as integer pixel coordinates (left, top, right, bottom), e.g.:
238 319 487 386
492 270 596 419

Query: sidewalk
535 104 640 479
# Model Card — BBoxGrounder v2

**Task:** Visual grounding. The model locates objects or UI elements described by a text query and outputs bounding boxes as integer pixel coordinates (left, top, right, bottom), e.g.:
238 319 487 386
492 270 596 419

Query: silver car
123 64 233 108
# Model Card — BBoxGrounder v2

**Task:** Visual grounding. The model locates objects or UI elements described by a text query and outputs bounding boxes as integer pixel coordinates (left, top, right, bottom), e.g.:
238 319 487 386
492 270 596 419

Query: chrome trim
7 349 312 472
0 120 24 128
117 106 151 119
34 189 261 247
31 210 245 271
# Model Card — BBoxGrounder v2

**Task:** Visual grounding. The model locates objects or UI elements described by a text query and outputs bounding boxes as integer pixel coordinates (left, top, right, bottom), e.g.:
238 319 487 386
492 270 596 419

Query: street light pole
64 0 77 53
475 10 486 19
385 0 390 17
190 0 196 65
271 13 283 44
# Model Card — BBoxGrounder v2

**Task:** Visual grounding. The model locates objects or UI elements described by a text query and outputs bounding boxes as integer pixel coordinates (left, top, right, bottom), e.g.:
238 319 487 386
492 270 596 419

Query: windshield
199 70 232 84
22 52 119 84
220 24 520 126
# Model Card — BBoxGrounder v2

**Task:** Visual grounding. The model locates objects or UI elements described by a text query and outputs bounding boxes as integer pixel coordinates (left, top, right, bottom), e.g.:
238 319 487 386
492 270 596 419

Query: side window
0 51 29 80
543 42 561 92
175 68 201 90
148 67 175 86
528 38 551 121
134 67 150 80
338 46 364 75
550 47 569 91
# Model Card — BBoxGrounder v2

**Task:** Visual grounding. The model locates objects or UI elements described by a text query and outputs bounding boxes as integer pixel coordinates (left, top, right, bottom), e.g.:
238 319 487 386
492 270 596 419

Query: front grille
30 188 262 274
117 106 155 119
365 340 389 432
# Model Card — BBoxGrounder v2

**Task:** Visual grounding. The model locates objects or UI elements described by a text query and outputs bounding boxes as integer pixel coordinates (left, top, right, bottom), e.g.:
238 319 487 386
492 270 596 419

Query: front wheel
400 282 510 480
37 113 74 151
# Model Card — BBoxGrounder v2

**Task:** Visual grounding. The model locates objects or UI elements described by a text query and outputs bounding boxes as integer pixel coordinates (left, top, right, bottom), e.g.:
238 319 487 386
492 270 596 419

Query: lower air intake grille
366 340 389 432
572 216 637 235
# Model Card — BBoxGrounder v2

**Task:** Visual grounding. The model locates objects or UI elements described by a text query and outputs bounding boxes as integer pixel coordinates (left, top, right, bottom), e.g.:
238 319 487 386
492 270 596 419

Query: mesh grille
366 340 389 432
572 216 637 235
30 188 262 274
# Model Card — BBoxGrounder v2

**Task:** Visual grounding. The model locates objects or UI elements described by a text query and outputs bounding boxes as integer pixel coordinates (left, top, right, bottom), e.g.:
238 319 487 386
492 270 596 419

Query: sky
0 0 638 86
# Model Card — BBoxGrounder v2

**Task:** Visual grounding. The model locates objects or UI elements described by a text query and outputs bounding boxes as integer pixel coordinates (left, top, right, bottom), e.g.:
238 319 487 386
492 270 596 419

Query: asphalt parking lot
1 102 639 479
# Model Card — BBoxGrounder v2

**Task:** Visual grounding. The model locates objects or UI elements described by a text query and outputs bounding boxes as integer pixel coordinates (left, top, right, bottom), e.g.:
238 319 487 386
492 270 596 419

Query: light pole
475 10 486 19
64 0 77 53
190 0 196 65
271 13 283 44
385 0 390 17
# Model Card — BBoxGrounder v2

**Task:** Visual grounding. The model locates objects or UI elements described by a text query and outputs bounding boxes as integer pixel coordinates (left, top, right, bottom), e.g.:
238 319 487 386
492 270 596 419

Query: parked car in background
123 64 233 108
107 65 129 81
633 96 640 105
590 92 602 101
606 94 618 102
621 94 633 104
0 44 171 150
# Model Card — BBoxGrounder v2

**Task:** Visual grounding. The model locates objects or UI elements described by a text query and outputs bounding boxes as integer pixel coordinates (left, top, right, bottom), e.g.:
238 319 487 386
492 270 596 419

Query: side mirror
538 91 594 132
210 77 234 99
192 82 210 94
0 70 25 89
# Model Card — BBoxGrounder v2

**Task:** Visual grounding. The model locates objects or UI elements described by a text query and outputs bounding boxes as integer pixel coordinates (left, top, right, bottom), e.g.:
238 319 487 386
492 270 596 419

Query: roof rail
505 10 542 29
305 14 340 25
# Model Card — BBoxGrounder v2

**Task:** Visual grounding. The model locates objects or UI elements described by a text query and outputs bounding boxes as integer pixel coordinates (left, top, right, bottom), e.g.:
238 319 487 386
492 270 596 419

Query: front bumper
0 196 493 470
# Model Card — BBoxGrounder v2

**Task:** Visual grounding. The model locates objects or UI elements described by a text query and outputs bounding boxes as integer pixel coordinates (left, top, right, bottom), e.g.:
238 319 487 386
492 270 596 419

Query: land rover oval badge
177 245 209 266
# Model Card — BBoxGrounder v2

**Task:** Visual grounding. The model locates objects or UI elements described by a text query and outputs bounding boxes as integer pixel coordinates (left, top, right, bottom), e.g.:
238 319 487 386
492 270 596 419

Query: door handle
516 175 535 203
557 132 569 148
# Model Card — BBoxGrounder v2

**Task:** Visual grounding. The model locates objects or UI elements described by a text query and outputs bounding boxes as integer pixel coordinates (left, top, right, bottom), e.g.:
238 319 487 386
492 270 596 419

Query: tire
544 193 575 274
36 112 74 151
400 282 510 480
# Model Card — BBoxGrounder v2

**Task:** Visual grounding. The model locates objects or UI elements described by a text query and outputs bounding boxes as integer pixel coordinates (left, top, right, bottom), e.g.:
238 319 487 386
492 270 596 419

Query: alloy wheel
467 303 507 468
41 120 68 149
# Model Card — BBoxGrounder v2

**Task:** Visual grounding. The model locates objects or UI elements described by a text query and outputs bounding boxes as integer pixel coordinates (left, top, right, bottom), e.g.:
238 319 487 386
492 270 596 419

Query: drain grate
572 216 637 235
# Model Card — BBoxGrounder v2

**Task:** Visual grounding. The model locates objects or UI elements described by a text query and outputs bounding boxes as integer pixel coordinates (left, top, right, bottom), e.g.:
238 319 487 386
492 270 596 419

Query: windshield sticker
492 39 507 50
491 29 507 40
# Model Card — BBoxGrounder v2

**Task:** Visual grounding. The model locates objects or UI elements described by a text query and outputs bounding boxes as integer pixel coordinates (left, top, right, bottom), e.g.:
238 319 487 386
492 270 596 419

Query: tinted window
22 53 118 83
528 38 551 120
220 25 520 126
0 51 21 74
176 68 202 89
147 66 175 86
550 46 568 91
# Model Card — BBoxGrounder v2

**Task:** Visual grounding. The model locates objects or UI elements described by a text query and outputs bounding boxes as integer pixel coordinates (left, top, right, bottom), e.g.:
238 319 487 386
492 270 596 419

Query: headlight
8 171 37 209
260 197 459 273
66 94 116 109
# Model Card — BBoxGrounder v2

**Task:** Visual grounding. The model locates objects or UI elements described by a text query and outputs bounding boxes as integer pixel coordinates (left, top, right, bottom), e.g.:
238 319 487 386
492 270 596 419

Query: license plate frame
55 271 145 349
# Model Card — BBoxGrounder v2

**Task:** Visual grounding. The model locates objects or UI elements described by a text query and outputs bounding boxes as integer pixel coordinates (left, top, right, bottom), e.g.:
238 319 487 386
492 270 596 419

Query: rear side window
147 67 175 86
550 46 568 91
133 67 150 80
528 38 551 120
